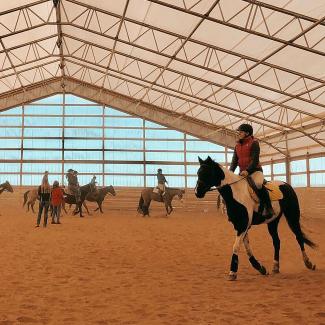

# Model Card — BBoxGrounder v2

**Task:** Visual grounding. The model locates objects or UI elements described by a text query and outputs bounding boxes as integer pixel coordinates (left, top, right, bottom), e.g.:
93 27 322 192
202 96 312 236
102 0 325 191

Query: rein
208 176 248 192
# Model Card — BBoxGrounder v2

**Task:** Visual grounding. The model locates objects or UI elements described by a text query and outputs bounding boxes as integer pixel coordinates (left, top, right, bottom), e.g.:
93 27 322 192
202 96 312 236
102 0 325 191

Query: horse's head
108 185 116 196
3 181 13 193
195 156 225 198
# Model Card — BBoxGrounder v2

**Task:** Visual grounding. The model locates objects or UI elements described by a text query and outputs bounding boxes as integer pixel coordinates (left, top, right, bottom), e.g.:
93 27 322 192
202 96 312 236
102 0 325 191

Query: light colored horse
137 187 185 216
23 188 38 213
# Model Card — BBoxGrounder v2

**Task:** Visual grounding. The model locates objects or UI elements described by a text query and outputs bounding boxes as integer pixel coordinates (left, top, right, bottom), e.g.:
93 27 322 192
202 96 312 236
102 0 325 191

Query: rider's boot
258 186 274 219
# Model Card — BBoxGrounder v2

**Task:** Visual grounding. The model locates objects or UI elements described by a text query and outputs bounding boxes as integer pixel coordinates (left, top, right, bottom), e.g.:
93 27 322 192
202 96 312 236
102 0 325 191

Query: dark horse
65 185 116 215
0 181 14 194
137 187 185 216
63 183 95 217
195 156 316 281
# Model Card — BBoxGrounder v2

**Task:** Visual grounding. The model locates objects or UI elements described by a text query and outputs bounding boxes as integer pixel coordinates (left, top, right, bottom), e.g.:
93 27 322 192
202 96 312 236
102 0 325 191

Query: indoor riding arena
0 1 324 324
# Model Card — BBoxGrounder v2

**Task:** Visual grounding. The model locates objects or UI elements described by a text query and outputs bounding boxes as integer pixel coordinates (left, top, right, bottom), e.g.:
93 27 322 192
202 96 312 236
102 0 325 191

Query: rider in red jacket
230 124 274 219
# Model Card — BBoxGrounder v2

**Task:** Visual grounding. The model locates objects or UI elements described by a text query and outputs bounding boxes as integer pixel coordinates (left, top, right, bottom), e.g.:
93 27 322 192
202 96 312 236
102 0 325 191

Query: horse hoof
228 273 237 281
305 260 316 270
272 268 280 274
259 266 268 275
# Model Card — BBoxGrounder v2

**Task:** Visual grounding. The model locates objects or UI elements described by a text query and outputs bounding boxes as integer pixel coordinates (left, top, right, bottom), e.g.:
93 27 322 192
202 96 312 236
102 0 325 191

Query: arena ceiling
0 0 324 161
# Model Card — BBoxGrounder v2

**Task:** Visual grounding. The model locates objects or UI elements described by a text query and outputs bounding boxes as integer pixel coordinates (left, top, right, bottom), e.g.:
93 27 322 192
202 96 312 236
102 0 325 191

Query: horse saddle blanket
248 181 284 203
152 187 160 194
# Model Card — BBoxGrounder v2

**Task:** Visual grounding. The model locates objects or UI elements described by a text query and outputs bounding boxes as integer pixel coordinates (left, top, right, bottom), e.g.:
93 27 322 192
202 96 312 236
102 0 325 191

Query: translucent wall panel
291 160 307 173
23 163 61 173
0 128 22 137
186 152 225 163
0 151 20 159
0 163 20 172
273 163 286 174
105 175 144 187
291 174 307 187
64 151 102 160
105 117 142 127
64 163 103 173
145 129 184 139
0 116 22 126
24 116 62 126
105 140 143 150
146 175 185 187
105 129 143 138
65 139 102 149
65 106 103 115
65 116 102 127
310 173 325 187
146 140 183 150
24 128 62 137
0 174 20 185
309 157 325 171
65 128 102 138
23 139 61 149
0 139 21 148
104 151 143 161
145 164 185 174
104 164 144 174
24 105 63 115
23 151 62 160
146 152 184 161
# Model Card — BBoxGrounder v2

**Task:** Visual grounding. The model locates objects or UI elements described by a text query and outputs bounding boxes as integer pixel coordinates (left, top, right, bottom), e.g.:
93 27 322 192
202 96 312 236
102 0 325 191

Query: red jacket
51 187 64 206
230 136 261 173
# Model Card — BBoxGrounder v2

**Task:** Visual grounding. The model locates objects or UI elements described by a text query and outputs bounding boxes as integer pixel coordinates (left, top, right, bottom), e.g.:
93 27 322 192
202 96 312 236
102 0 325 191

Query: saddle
247 178 284 203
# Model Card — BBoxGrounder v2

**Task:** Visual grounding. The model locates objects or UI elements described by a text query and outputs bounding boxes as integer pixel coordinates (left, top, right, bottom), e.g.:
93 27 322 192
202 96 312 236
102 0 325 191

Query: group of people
36 171 64 227
36 123 272 227
36 169 98 228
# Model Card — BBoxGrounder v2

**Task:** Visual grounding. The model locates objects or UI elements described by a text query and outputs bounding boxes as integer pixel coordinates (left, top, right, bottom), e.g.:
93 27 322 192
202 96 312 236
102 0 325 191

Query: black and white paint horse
195 156 316 281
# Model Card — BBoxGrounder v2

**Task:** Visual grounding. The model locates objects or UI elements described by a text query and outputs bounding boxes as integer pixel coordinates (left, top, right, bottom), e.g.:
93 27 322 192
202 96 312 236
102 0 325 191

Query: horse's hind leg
243 234 268 276
267 217 281 273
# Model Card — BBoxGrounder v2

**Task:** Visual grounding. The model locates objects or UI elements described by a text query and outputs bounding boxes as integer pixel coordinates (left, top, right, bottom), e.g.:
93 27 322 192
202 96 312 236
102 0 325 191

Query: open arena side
0 0 325 324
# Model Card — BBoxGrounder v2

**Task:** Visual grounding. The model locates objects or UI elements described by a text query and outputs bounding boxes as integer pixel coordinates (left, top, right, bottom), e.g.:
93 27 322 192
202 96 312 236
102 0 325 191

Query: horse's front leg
243 234 268 276
83 201 91 215
229 233 246 281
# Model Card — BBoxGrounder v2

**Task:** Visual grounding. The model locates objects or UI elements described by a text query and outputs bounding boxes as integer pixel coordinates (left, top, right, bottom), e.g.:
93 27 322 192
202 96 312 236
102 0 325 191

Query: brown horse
137 187 185 216
23 188 38 212
0 181 14 194
64 185 116 215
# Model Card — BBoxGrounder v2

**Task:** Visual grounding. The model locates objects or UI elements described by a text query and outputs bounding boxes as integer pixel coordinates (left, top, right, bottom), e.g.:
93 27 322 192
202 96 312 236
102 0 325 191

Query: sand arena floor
0 188 324 325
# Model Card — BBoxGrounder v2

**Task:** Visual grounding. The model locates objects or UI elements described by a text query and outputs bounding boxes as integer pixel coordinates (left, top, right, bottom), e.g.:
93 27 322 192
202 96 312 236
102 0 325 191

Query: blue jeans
37 201 50 226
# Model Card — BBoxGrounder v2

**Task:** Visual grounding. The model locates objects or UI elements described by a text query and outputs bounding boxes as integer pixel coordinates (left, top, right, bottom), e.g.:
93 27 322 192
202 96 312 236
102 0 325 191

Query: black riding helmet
237 123 253 136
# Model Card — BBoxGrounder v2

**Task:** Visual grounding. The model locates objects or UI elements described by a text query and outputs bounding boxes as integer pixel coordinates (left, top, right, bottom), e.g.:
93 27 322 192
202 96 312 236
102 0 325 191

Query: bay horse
137 187 185 216
64 185 116 215
0 181 14 194
195 156 316 281
63 183 95 217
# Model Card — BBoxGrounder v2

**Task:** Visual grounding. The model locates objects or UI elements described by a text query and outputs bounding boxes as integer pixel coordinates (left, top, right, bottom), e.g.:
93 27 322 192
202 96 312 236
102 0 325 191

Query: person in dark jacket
156 168 168 198
230 124 274 218
36 171 51 227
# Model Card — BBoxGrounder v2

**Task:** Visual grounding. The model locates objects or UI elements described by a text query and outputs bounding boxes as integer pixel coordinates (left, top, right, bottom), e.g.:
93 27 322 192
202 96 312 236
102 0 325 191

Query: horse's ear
198 156 204 164
206 156 214 163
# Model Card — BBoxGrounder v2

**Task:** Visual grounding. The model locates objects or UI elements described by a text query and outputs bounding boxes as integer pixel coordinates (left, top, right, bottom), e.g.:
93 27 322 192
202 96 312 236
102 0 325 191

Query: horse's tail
137 195 144 213
23 190 30 207
280 183 317 249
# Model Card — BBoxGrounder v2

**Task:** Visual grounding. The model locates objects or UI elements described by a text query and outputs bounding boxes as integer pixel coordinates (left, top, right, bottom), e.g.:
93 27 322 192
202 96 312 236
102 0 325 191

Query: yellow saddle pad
248 181 284 202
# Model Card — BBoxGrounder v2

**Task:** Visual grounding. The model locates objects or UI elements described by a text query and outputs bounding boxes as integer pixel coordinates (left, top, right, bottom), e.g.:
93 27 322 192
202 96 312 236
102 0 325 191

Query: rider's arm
246 141 260 174
229 149 238 172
